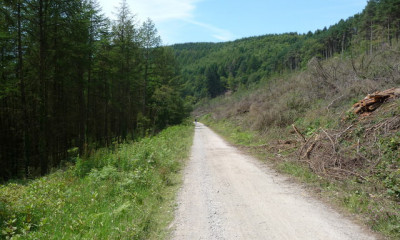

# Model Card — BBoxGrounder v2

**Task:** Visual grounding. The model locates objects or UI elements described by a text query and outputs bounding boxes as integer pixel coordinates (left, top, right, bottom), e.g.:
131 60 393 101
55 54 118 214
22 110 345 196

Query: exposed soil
171 123 377 240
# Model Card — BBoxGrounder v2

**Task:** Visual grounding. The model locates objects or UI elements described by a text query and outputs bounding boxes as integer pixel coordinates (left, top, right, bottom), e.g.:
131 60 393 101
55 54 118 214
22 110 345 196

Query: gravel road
171 123 376 240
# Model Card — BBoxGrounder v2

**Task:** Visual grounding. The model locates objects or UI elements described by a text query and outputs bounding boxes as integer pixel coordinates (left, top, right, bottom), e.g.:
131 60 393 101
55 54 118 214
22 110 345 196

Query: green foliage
278 161 318 183
0 124 194 239
345 111 358 122
338 181 400 238
151 85 189 130
201 117 262 146
377 134 400 199
174 33 310 99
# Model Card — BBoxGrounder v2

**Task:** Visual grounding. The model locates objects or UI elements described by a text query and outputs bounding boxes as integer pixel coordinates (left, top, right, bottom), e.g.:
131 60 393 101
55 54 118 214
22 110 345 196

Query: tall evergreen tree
139 18 162 114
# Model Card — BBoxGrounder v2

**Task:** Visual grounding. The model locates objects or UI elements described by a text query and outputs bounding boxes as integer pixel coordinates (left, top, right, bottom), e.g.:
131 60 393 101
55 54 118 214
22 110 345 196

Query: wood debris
352 87 400 114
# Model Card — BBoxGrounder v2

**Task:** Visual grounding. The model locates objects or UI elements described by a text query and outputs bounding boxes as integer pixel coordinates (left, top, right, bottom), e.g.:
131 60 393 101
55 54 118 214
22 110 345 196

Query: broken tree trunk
352 87 400 114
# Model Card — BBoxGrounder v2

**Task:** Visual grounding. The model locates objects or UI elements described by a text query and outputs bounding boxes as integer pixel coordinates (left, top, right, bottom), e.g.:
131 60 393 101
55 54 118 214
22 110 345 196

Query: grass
201 114 263 147
0 123 194 239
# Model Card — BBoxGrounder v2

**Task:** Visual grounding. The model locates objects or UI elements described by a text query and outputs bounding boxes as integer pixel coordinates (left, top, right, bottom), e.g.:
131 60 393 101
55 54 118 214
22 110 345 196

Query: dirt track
171 123 376 240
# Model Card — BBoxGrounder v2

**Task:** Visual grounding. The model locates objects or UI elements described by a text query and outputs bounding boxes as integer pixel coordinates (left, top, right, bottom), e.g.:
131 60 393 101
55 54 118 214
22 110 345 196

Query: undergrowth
0 124 194 239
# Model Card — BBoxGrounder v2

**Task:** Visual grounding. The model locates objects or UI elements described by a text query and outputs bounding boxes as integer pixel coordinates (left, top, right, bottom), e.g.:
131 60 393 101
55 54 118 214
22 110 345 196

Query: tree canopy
0 0 188 181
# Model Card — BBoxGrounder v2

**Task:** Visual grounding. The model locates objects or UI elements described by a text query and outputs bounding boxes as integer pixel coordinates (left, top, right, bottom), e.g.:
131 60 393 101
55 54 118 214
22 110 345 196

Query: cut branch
292 124 306 143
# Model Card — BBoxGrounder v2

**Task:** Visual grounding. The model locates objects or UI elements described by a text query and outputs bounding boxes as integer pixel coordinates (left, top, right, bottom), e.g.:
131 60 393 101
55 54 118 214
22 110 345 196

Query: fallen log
352 87 400 114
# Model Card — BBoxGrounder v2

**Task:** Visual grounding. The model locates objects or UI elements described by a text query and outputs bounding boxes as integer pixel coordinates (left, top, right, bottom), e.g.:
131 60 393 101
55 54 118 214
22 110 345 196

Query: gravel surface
171 123 376 240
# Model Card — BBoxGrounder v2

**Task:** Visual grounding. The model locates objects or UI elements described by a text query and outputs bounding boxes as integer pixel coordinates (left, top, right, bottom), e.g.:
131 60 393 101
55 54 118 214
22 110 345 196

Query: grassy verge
201 114 399 239
0 123 194 239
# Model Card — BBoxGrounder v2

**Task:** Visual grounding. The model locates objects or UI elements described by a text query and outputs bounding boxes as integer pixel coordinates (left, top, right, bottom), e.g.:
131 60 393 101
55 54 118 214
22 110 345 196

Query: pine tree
139 18 162 114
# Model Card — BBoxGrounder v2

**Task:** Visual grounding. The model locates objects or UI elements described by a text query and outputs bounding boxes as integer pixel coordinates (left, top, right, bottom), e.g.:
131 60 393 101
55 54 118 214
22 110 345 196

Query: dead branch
292 124 306 143
327 95 344 111
356 153 371 163
303 142 317 159
322 129 336 153
298 132 317 160
336 124 353 139
331 168 368 181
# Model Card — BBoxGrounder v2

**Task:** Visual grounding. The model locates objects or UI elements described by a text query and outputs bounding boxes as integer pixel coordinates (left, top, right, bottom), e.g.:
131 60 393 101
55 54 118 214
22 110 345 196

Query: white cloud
126 0 199 22
186 20 236 42
98 0 235 43
97 0 199 22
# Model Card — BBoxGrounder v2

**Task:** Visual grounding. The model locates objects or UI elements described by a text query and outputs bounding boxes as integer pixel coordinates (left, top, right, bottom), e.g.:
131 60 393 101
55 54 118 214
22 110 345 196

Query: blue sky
97 0 367 45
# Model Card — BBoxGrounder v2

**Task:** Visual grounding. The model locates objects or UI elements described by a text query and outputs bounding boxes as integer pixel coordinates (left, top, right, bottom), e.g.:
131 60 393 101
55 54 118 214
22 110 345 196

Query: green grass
277 161 318 183
0 124 194 239
201 114 262 146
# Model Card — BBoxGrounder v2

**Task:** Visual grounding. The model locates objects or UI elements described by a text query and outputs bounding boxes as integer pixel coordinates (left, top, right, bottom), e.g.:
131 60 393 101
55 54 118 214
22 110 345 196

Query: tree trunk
39 0 49 175
77 66 86 155
370 20 373 55
17 1 30 178
341 32 346 58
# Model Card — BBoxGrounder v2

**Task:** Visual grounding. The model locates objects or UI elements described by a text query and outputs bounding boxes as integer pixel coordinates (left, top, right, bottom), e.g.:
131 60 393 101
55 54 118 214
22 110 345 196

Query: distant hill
172 0 400 100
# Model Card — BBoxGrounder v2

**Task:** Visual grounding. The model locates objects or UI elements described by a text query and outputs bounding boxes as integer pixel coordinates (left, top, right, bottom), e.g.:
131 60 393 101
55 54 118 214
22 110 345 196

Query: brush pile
295 112 400 180
297 127 368 180
293 87 400 180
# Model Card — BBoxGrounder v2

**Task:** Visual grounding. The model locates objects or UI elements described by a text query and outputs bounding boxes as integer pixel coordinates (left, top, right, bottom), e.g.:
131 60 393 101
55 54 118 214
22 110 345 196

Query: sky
97 0 368 45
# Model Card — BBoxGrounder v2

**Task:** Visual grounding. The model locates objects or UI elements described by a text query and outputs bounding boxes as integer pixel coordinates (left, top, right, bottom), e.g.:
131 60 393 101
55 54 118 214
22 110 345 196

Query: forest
0 0 189 181
173 0 400 100
1 0 400 181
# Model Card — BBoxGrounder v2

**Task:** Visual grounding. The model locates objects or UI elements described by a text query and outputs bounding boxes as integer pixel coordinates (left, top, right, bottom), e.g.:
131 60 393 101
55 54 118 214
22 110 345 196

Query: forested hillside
0 0 188 181
174 0 400 100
